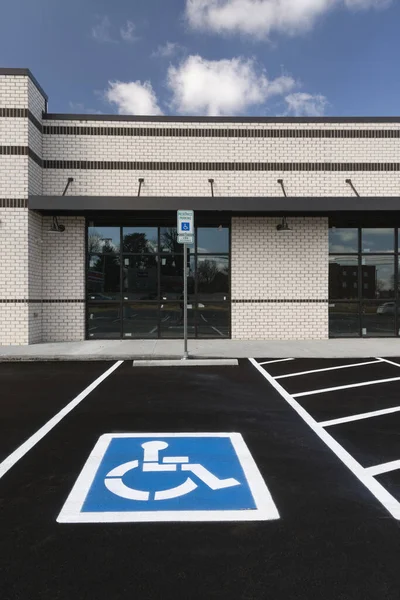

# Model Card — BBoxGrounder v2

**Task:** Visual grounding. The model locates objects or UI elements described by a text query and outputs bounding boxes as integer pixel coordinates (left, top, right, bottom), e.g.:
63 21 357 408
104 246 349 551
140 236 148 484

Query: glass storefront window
122 256 158 301
362 302 396 337
329 303 360 337
87 223 230 339
197 227 229 254
361 256 395 299
122 303 159 339
159 303 196 338
87 255 120 301
329 256 359 300
122 227 157 254
197 303 230 338
197 256 229 299
362 228 394 253
329 228 358 253
88 305 121 338
160 227 183 254
88 227 120 254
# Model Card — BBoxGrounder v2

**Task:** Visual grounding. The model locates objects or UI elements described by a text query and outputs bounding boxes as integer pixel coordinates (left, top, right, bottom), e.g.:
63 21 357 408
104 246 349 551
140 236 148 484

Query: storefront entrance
86 217 230 339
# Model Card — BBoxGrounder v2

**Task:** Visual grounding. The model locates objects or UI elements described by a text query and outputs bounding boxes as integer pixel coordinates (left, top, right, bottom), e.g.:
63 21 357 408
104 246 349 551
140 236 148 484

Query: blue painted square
181 222 190 232
82 436 257 513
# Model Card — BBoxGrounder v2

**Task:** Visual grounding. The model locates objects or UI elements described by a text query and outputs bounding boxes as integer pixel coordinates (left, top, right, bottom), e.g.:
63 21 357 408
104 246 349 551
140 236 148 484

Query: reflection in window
160 228 183 254
88 305 121 338
122 303 159 338
122 227 157 253
329 303 360 337
329 256 359 299
197 227 229 254
361 256 394 299
362 302 396 337
197 256 229 299
362 228 394 253
88 227 120 254
160 255 195 299
329 228 358 253
197 303 230 338
87 255 120 300
123 256 158 300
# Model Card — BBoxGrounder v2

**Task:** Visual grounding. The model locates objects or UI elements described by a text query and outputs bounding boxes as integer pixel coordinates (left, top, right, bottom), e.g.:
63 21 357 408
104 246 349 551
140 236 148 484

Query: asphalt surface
1 358 400 599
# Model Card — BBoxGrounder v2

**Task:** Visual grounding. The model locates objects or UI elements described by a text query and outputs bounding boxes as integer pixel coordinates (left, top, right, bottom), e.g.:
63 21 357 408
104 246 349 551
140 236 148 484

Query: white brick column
231 217 329 340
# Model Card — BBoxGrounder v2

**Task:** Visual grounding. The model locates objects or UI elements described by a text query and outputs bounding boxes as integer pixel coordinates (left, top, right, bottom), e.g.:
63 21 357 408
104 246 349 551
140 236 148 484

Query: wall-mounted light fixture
276 179 292 232
346 179 360 197
62 177 74 196
137 178 145 197
276 217 292 232
208 179 215 197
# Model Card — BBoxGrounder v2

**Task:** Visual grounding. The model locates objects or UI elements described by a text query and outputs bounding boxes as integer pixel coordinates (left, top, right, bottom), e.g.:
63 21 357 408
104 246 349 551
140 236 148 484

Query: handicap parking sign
57 433 279 523
181 222 190 232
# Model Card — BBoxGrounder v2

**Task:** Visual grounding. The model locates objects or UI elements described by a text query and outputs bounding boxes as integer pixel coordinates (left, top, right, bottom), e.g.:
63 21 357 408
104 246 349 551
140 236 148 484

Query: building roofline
0 68 48 101
43 113 400 124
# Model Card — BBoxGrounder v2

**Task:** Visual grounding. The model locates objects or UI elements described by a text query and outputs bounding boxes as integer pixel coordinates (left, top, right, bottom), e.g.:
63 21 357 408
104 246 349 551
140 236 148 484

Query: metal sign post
177 210 194 361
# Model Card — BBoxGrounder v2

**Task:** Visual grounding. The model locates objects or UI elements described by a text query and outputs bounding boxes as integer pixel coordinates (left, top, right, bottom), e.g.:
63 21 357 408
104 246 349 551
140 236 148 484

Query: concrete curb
132 359 238 367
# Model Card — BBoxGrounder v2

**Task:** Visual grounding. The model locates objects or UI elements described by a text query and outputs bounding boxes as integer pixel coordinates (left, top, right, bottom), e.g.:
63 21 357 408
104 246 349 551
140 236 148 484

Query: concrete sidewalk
0 339 400 360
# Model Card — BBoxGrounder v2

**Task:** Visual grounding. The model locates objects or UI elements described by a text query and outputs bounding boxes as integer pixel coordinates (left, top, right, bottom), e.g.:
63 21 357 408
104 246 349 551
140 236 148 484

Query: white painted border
319 404 400 428
258 358 294 366
57 433 280 524
249 358 400 520
0 361 124 481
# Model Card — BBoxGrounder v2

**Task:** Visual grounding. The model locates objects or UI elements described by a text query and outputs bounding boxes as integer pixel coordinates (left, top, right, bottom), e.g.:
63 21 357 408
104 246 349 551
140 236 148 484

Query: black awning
28 195 400 214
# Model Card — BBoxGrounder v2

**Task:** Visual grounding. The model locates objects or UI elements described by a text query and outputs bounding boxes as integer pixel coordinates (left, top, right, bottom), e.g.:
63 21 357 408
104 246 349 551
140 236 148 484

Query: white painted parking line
0 361 123 481
249 358 400 520
275 359 383 380
319 404 400 428
292 376 400 398
211 326 225 337
258 358 295 366
366 459 400 477
377 357 400 368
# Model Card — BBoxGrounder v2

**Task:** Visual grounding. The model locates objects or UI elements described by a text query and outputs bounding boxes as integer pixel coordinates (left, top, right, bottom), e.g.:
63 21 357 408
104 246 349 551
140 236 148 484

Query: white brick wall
231 217 329 340
42 168 400 198
42 304 85 342
0 76 28 108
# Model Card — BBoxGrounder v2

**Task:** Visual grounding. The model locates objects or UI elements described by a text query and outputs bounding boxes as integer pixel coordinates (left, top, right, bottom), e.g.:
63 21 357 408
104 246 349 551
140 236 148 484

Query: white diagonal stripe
366 460 400 477
258 358 294 366
275 359 382 380
319 404 400 428
292 376 400 398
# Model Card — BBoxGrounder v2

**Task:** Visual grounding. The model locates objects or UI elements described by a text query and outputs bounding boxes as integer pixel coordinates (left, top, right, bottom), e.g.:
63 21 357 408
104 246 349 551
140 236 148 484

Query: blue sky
0 0 399 116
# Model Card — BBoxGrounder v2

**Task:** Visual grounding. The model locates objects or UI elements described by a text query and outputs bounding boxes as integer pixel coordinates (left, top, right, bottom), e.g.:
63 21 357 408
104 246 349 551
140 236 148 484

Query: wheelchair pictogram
104 440 241 501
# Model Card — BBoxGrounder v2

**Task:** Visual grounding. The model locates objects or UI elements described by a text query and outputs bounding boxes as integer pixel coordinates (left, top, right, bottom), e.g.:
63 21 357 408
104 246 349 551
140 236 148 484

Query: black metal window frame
85 219 231 340
329 227 399 338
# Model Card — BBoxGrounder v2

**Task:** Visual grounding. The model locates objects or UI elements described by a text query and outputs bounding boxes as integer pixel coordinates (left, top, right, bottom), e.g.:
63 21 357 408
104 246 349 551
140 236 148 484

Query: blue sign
57 433 279 523
181 222 190 232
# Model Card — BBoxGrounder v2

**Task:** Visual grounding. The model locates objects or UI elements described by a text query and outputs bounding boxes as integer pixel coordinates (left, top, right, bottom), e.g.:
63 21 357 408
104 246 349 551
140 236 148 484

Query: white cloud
167 55 295 115
284 92 328 116
120 20 138 43
104 81 163 115
91 15 115 43
152 42 184 58
185 0 391 39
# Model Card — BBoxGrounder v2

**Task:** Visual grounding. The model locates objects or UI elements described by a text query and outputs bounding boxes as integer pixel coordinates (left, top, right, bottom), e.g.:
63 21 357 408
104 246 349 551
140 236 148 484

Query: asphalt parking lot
1 358 400 599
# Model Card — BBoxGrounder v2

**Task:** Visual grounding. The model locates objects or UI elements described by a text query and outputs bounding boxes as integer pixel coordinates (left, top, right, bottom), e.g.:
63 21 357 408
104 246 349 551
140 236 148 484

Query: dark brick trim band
232 299 329 303
0 198 28 208
43 160 400 172
0 299 85 303
0 146 42 166
43 124 400 139
0 108 43 132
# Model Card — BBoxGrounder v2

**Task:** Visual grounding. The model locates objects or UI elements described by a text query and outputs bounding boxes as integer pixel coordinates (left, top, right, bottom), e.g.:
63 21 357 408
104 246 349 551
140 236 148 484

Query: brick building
1 67 400 345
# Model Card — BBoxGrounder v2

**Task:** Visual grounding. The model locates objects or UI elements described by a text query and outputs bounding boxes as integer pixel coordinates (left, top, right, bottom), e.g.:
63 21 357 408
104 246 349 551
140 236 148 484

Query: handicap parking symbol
181 222 190 232
57 433 280 523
